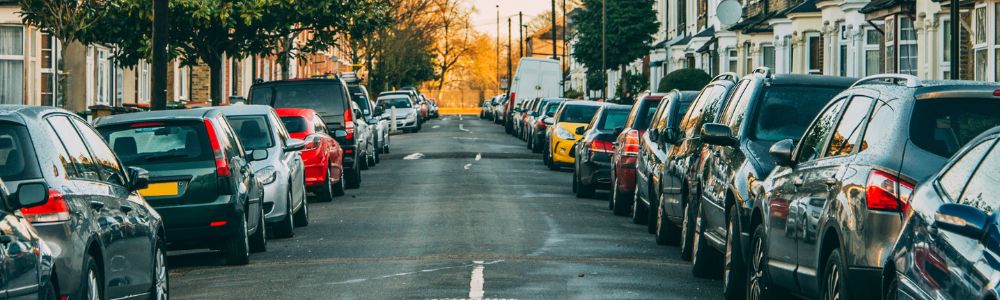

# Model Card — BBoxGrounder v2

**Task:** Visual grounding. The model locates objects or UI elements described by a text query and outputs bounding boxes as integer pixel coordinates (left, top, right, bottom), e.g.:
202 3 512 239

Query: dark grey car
0 106 166 300
0 177 56 298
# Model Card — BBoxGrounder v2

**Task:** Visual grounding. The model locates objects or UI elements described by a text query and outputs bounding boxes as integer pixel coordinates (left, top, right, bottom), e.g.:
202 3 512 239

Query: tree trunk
210 61 223 106
150 0 169 110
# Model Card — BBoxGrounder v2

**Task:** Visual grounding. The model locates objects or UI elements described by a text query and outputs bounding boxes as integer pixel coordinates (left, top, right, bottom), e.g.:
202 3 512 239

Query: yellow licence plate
139 182 179 197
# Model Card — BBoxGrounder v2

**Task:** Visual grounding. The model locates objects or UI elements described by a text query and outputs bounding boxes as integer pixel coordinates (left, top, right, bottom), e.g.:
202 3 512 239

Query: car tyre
611 179 631 216
655 192 680 245
222 213 251 265
82 255 102 300
723 209 747 300
680 191 697 260
272 190 295 238
823 248 850 300
149 240 169 300
249 203 267 252
40 276 57 300
360 151 370 170
631 192 647 224
691 204 722 278
646 190 658 234
332 168 346 197
346 158 362 189
293 192 309 227
747 224 785 300
316 164 336 202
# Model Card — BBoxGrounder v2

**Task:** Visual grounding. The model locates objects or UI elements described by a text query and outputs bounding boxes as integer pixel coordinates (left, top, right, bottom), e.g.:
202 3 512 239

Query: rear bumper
153 198 241 248
845 266 883 300
580 157 612 188
614 165 637 192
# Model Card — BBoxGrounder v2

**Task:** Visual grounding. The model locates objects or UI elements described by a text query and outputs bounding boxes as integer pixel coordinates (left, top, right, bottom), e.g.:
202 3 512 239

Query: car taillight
623 130 640 155
591 140 614 153
203 119 231 177
21 189 71 223
305 135 321 151
344 108 355 140
865 170 915 213
537 120 546 127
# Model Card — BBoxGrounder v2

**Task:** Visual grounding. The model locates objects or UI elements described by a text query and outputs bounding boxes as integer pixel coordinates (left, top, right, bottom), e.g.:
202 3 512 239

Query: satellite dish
717 0 743 27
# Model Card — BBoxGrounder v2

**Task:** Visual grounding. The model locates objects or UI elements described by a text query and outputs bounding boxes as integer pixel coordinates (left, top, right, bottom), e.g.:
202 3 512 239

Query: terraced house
649 0 1000 84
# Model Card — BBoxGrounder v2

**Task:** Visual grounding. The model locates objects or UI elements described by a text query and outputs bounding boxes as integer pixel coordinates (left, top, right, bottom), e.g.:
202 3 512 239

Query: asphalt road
169 116 722 299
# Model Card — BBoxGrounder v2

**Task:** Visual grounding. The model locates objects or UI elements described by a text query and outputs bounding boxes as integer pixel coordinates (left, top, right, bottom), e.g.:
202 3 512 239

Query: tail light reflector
21 189 71 223
865 170 914 212
590 140 614 153
622 130 640 155
203 119 231 177
344 108 355 140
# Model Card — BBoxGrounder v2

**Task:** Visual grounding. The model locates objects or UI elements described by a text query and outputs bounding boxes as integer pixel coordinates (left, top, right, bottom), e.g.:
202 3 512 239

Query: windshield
597 109 630 131
99 122 211 166
911 98 1000 157
544 102 564 116
631 99 662 130
253 83 346 116
378 97 413 109
281 116 309 134
558 105 601 123
750 86 842 141
227 115 275 150
0 124 41 181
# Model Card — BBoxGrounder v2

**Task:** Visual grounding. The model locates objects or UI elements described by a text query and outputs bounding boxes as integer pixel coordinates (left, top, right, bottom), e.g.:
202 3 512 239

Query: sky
469 0 554 36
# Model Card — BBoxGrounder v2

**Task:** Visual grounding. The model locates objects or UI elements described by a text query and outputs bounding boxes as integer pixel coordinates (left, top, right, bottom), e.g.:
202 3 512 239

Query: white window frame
0 25 25 105
727 48 738 73
174 62 190 101
96 49 110 105
837 23 848 76
760 43 775 71
805 32 822 74
863 23 883 76
40 32 55 106
784 36 793 73
939 16 952 79
973 4 988 80
897 16 918 76
138 61 150 103
995 3 999 82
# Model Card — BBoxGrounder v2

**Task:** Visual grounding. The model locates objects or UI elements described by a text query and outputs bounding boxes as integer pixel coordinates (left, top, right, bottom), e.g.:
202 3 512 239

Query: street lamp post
151 0 169 110
551 0 557 61
519 12 524 58
950 0 959 79
601 0 606 99
497 5 500 94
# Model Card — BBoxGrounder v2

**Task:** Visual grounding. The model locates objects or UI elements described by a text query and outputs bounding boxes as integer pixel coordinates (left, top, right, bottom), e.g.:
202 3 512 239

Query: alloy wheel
86 268 100 300
154 247 168 300
748 233 765 300
826 260 841 300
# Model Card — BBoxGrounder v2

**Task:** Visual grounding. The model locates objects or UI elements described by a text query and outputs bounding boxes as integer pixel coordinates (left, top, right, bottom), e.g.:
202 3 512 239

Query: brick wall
191 63 211 104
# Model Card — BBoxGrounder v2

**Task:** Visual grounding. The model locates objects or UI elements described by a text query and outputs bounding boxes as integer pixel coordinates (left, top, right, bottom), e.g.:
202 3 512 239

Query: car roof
0 105 72 124
562 100 609 107
95 108 215 126
252 78 345 87
762 74 858 87
603 104 632 110
213 104 275 116
275 108 318 118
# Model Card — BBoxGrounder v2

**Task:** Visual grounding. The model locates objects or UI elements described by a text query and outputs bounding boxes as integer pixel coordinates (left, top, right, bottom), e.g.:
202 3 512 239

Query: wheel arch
818 225 843 282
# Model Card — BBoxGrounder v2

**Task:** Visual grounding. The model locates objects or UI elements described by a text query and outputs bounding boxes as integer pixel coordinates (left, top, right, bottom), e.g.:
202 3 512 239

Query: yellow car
545 101 607 170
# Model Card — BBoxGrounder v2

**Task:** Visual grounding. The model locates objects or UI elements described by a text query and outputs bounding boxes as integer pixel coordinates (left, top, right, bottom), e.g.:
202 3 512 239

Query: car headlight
255 166 277 185
555 127 574 140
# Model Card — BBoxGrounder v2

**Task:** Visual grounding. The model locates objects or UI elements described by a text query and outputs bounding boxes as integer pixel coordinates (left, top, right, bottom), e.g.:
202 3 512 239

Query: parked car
250 77 363 189
428 99 439 118
0 179 59 299
276 108 346 202
495 95 509 125
632 90 698 232
573 104 631 198
95 108 266 265
521 98 546 141
746 75 1000 300
609 93 671 216
658 73 741 259
2 106 168 299
378 94 421 132
349 83 389 161
481 97 494 119
506 57 562 133
512 100 529 138
531 99 567 152
348 100 376 170
882 126 1000 300
545 101 606 170
217 105 310 239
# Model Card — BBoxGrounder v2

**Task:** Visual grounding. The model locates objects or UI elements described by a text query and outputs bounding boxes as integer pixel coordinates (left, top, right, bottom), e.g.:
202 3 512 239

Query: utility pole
949 0 959 79
151 0 169 110
562 0 567 94
508 17 513 92
519 12 524 58
601 0 607 99
496 5 500 94
551 0 557 61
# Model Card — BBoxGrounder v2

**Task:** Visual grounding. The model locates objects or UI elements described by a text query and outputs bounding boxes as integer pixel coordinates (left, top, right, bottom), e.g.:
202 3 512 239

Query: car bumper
262 182 291 223
580 156 612 188
151 197 241 248
845 266 882 300
552 139 577 164
614 163 637 192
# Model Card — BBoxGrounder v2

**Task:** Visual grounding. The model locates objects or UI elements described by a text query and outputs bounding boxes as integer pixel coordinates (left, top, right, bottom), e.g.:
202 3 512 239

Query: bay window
806 32 822 74
761 44 775 71
864 25 884 76
897 16 917 75
0 26 24 104
940 18 951 79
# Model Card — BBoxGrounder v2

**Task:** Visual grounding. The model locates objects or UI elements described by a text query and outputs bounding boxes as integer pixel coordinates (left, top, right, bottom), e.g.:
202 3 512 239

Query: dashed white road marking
432 125 441 129
464 164 472 170
403 153 424 160
475 153 482 161
459 124 470 132
469 261 485 299
459 115 464 121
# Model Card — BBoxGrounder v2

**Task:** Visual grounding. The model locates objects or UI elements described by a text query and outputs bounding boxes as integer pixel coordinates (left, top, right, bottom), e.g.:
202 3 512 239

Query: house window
864 26 884 76
784 36 793 73
745 46 753 73
885 16 896 74
41 33 55 106
728 49 738 72
973 5 989 81
0 26 24 105
115 65 123 104
838 23 848 76
897 16 917 75
96 50 110 105
975 49 987 80
176 64 190 101
138 61 150 103
761 44 775 71
975 7 986 44
806 33 822 74
941 18 952 79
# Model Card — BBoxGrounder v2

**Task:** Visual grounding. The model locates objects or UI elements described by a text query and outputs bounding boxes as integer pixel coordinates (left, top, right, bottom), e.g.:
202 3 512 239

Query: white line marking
403 153 424 160
459 124 470 132
432 125 441 129
475 153 482 161
459 115 464 121
469 261 485 299
464 164 472 170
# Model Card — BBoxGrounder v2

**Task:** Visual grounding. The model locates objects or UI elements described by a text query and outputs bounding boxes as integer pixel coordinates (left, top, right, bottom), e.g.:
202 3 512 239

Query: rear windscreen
378 97 412 109
227 115 275 151
911 99 1000 157
544 102 563 116
0 124 41 181
750 86 843 142
281 117 309 133
253 83 346 116
558 105 601 123
632 100 661 130
99 122 211 166
598 109 630 130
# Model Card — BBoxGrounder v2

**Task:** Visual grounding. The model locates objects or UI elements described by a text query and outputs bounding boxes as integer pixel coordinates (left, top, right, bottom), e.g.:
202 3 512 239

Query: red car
609 94 665 215
276 108 346 201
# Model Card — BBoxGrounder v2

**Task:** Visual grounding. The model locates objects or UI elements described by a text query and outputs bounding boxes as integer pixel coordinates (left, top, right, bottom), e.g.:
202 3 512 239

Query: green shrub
658 68 711 92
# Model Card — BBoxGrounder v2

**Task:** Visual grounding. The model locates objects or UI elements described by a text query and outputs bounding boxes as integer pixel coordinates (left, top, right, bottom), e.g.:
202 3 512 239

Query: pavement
169 115 722 299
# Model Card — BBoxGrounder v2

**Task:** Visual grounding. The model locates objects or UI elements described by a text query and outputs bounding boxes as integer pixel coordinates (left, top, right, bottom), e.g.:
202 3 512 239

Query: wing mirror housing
127 166 150 191
701 123 736 147
11 182 50 210
333 130 349 139
575 126 587 135
374 106 384 116
769 139 797 167
249 149 268 161
935 203 991 240
284 138 306 152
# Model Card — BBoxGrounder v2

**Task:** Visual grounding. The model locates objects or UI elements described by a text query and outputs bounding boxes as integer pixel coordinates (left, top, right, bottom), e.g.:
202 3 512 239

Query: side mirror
663 128 680 144
284 138 306 152
769 139 797 167
935 203 990 240
12 182 49 209
374 106 384 115
544 117 555 125
649 129 661 143
701 123 736 147
575 126 586 135
127 166 150 191
250 149 268 161
333 130 348 139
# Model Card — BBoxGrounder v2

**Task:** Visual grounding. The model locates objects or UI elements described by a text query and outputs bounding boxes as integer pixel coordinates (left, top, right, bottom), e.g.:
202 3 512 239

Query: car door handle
793 177 804 187
90 201 105 210
824 177 839 186
120 205 134 213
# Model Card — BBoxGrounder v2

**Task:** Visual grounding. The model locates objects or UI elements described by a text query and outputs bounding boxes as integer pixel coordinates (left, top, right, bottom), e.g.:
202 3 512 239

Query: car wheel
680 192 697 260
882 269 898 300
293 194 309 227
655 192 680 245
332 166 346 196
631 191 647 225
691 204 722 278
374 146 381 164
576 172 595 199
272 190 295 238
823 248 849 300
747 224 783 300
723 209 747 300
317 164 336 202
249 203 267 252
360 151 370 170
646 189 658 234
149 240 169 300
82 255 102 300
611 180 631 216
346 158 361 189
572 168 579 193
222 212 250 265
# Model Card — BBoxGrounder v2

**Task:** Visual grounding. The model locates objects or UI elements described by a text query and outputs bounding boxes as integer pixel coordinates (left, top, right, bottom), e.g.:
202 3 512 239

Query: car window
269 111 291 146
796 98 847 164
957 140 1000 213
557 105 601 123
71 118 126 186
99 121 212 167
748 86 844 142
910 98 1000 158
227 115 275 150
214 117 243 158
378 97 412 109
47 116 100 181
938 139 995 201
257 83 347 116
544 102 563 117
281 116 309 133
720 80 751 123
680 85 723 137
824 96 874 157
0 124 41 181
598 109 630 131
314 114 328 133
721 81 756 134
653 99 674 131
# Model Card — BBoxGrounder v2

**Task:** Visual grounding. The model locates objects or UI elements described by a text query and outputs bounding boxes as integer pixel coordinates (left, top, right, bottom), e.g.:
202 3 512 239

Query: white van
505 58 562 128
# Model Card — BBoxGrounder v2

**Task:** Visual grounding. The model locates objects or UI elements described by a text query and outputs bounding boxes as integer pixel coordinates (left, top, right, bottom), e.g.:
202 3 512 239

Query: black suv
250 78 363 188
658 73 740 260
747 75 1000 300
693 68 856 297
